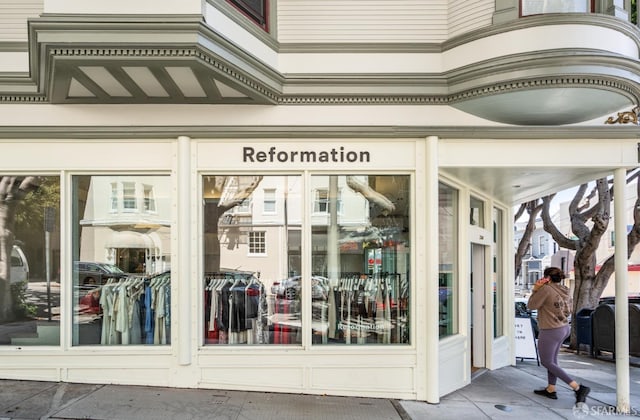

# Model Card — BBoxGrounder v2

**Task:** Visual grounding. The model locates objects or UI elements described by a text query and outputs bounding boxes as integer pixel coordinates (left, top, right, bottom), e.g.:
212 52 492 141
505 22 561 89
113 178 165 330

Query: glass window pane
522 0 589 15
72 175 171 346
470 195 484 227
439 182 458 338
312 175 410 345
493 207 504 338
0 176 60 346
203 175 302 345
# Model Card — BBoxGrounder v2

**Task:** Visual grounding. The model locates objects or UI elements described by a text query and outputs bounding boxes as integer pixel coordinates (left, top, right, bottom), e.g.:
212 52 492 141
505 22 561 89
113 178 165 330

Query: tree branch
541 195 576 250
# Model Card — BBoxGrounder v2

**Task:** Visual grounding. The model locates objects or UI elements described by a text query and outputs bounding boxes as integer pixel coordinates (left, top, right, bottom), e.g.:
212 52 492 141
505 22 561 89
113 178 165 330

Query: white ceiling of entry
440 166 616 206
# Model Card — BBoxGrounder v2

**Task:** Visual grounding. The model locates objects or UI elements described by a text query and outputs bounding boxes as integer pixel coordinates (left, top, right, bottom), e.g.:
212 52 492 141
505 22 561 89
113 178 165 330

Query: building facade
0 0 639 403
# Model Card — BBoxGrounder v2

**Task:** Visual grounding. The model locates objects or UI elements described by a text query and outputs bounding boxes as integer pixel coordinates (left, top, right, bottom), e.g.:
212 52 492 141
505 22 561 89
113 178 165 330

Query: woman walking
527 267 590 404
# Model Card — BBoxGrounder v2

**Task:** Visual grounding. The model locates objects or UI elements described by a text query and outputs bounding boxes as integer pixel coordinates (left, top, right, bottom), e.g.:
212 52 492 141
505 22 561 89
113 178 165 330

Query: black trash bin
630 303 640 357
592 304 616 359
575 308 594 356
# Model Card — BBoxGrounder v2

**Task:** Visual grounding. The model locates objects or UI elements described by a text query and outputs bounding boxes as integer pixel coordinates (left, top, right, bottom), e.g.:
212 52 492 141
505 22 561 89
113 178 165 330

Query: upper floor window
314 189 329 213
521 0 592 16
123 182 137 211
143 184 156 212
263 188 276 213
248 231 266 255
110 182 118 212
227 0 268 29
235 198 251 214
538 235 546 256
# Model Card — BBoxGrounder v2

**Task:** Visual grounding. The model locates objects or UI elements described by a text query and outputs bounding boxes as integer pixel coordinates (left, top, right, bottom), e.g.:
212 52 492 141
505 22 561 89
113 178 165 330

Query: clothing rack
85 274 171 346
326 272 407 344
204 272 267 345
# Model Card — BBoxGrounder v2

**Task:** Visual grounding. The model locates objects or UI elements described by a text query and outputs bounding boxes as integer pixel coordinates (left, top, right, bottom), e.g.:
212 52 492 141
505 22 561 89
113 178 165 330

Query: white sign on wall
515 317 539 364
197 140 418 170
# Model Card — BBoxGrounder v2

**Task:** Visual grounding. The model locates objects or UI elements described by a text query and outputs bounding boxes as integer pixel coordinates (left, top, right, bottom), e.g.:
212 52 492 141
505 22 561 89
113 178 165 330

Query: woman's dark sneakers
534 388 558 399
575 385 591 403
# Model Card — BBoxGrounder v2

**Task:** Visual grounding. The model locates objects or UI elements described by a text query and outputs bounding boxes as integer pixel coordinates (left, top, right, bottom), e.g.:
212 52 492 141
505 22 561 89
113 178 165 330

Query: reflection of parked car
74 261 127 286
515 297 539 338
271 276 329 300
10 245 29 284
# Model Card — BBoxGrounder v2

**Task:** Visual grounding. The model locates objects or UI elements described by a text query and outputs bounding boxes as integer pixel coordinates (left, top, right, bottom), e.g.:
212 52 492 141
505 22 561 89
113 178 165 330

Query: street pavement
0 349 638 419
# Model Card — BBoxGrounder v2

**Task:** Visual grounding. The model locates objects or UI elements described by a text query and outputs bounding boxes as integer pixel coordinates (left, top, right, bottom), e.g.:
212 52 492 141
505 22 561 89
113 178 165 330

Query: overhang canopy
1 15 640 125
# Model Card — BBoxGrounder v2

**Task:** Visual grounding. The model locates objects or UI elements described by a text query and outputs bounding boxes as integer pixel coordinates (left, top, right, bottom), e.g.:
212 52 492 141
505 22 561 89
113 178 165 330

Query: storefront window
439 182 458 338
203 175 302 345
312 175 410 345
493 207 504 338
72 175 171 346
0 176 60 346
470 195 484 227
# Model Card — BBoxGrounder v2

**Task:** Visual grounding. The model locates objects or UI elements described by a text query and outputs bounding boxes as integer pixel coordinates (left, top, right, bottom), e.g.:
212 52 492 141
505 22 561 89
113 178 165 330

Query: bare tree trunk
203 176 263 274
0 176 40 322
537 173 640 348
514 200 542 281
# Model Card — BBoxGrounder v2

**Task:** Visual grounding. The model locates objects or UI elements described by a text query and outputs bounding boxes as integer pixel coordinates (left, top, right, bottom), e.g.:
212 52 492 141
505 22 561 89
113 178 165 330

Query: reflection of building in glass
79 176 171 275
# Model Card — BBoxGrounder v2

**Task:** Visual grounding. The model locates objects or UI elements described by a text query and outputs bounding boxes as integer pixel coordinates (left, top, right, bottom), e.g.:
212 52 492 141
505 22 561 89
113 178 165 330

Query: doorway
470 242 486 372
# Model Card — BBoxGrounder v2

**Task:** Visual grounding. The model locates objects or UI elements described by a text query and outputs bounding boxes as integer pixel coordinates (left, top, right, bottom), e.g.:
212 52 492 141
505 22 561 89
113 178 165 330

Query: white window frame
263 188 276 214
122 182 137 212
248 230 266 255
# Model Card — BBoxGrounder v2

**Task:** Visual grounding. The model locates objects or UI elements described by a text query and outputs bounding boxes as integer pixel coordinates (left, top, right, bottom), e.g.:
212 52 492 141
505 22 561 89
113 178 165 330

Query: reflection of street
0 280 60 345
24 280 61 321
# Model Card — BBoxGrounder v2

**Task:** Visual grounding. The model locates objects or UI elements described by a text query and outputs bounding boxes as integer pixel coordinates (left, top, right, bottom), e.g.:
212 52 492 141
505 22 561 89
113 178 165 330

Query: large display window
72 175 172 346
203 175 302 345
312 175 410 345
0 175 60 346
202 173 410 346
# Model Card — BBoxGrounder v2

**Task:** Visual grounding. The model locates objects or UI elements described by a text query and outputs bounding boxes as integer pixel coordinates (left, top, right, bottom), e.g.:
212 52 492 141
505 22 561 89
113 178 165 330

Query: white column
424 136 439 403
178 135 192 366
614 168 630 413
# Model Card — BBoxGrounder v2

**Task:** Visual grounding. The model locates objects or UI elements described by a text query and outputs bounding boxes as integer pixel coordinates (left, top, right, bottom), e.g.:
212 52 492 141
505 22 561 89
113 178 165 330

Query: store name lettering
243 146 371 163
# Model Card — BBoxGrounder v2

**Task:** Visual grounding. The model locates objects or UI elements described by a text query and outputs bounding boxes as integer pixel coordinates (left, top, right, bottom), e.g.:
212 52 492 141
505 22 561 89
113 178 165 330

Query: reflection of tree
0 176 42 322
203 176 262 272
346 176 396 216
15 178 60 281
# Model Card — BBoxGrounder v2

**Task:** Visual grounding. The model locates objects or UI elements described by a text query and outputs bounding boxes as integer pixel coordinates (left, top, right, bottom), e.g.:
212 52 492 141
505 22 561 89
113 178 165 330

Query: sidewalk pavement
0 350 638 419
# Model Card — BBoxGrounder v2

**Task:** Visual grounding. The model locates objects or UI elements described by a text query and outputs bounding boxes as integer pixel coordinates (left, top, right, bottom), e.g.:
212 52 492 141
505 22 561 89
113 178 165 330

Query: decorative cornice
605 106 640 124
193 48 280 103
448 75 639 104
2 15 640 112
1 125 640 140
0 95 47 102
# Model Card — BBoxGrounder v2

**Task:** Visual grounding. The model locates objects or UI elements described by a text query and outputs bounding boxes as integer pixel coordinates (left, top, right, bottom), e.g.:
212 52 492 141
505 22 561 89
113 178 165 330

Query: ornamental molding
2 20 640 109
605 106 640 124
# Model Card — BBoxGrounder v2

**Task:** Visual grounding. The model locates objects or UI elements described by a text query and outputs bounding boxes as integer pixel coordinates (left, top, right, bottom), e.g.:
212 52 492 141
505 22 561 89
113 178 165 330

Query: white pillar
178 135 192 366
424 136 440 403
614 168 630 413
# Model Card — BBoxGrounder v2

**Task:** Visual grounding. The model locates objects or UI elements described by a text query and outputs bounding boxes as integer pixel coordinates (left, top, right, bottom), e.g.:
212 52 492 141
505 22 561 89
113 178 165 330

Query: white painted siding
278 0 449 43
0 0 43 42
448 0 494 39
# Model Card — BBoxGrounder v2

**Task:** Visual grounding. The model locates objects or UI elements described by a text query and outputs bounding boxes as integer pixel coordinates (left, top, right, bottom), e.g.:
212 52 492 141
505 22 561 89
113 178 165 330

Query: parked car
74 261 127 287
10 245 29 284
271 275 329 301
